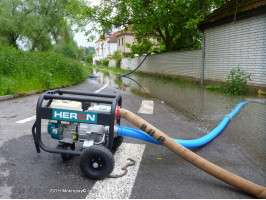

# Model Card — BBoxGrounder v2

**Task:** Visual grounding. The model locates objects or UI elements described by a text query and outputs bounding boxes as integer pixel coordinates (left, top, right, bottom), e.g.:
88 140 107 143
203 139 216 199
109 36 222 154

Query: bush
0 45 87 95
111 50 122 68
96 58 109 66
85 52 94 63
102 58 109 66
222 67 251 95
0 76 17 95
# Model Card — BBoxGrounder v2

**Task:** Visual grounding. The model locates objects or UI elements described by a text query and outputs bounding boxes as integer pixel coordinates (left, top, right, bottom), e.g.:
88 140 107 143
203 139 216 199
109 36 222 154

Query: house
116 27 158 55
107 32 119 56
116 28 136 54
198 0 266 87
94 35 111 64
93 32 120 64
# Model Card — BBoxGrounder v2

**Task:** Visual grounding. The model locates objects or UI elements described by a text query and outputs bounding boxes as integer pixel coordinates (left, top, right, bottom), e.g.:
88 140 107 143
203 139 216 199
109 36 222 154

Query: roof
198 0 266 30
107 32 119 43
116 25 135 37
95 35 111 43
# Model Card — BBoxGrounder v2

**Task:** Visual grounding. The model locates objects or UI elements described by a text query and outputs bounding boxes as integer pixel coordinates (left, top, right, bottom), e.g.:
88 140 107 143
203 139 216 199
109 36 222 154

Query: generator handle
46 89 119 98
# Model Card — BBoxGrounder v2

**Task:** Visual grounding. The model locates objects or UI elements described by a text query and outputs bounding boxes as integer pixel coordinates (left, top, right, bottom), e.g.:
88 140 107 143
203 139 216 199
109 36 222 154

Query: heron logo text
52 109 97 123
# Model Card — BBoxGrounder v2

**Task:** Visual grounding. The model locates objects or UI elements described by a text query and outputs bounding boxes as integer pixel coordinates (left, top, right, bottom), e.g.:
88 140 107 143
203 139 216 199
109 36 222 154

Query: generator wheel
80 145 114 180
112 136 124 150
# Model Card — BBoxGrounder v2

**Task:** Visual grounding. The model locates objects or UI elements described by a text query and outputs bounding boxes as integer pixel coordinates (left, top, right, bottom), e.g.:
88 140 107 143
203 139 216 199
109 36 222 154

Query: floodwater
89 68 265 180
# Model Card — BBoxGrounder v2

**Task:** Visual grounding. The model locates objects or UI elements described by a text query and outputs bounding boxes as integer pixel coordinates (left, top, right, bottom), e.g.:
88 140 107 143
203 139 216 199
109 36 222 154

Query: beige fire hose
120 108 266 198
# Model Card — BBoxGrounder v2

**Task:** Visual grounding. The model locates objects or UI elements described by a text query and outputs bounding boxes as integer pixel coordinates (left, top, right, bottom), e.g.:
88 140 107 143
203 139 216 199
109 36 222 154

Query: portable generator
32 89 122 180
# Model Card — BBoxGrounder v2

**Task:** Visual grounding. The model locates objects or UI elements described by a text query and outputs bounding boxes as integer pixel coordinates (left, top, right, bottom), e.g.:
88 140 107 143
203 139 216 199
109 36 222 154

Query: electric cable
88 51 159 78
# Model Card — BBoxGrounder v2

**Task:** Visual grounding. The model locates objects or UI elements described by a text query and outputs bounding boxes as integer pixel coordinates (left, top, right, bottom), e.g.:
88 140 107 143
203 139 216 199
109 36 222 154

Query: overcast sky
73 0 100 48
74 26 97 48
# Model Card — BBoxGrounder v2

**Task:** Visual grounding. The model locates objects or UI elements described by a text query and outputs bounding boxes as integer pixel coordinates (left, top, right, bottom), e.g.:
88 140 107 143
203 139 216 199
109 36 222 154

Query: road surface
0 79 264 198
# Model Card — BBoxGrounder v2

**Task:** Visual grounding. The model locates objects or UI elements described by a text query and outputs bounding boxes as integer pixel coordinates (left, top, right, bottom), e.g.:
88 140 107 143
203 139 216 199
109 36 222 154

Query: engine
47 100 111 148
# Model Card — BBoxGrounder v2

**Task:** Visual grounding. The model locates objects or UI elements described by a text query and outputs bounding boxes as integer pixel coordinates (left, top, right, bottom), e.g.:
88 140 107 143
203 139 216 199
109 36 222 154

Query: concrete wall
121 50 202 79
108 59 116 68
204 13 266 87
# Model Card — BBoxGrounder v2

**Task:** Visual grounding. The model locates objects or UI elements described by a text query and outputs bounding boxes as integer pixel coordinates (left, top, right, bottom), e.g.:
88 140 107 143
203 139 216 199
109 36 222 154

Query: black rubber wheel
79 145 114 180
56 143 73 161
112 136 124 150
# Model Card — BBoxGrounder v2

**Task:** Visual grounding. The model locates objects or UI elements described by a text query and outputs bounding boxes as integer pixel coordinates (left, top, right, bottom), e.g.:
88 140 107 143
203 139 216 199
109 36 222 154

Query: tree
25 0 72 51
54 39 82 60
84 46 95 55
68 0 228 52
0 0 72 51
126 40 158 57
85 51 95 63
0 0 28 48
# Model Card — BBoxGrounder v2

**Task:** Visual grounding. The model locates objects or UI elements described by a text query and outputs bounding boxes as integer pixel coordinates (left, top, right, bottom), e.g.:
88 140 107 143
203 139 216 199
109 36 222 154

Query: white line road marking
86 143 146 199
16 115 36 124
138 100 154 114
94 80 110 93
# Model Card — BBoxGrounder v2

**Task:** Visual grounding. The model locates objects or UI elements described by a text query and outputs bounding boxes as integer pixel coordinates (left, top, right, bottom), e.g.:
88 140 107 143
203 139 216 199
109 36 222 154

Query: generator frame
32 89 122 156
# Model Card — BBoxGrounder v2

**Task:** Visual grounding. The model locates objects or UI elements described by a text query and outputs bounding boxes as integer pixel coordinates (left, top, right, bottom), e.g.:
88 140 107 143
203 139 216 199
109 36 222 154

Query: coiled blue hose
117 102 247 148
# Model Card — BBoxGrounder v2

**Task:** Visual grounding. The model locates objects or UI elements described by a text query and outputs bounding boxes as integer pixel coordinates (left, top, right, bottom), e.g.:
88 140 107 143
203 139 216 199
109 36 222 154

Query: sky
73 0 100 48
74 26 97 48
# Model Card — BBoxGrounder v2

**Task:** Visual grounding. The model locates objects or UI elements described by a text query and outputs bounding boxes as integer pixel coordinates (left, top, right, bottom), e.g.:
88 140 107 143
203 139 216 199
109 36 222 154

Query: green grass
89 64 131 75
0 45 88 96
205 85 222 92
130 88 151 98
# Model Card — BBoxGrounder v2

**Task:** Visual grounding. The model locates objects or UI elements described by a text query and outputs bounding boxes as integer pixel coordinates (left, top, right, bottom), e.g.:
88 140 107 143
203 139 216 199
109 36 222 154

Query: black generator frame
32 89 122 156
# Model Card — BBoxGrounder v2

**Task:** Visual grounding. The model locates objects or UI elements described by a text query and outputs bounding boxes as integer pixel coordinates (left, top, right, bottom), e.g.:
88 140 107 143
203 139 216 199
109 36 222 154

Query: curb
0 86 67 102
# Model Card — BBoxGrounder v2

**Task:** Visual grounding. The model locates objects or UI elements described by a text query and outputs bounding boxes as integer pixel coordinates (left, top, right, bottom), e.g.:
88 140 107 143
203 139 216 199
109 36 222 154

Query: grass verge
0 45 88 96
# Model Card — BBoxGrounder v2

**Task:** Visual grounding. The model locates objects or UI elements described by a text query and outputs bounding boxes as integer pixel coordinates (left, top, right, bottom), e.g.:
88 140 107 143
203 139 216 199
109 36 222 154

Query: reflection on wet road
89 68 265 180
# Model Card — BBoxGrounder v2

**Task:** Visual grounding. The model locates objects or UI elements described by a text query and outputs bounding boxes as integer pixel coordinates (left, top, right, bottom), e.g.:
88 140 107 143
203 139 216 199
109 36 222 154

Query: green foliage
53 40 85 61
90 64 131 75
78 46 86 61
126 40 155 56
111 50 122 68
0 0 72 51
0 45 87 96
102 58 109 66
68 0 228 53
84 46 95 55
222 67 251 95
205 85 221 92
96 58 109 66
85 51 95 63
0 76 18 95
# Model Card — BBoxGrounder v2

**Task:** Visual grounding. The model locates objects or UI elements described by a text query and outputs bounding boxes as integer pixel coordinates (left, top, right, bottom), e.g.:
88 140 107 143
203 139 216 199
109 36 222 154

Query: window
119 39 120 46
122 38 123 46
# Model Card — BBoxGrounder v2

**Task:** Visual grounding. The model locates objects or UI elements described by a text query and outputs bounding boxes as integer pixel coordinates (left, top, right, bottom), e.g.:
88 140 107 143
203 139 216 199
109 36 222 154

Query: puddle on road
89 68 265 171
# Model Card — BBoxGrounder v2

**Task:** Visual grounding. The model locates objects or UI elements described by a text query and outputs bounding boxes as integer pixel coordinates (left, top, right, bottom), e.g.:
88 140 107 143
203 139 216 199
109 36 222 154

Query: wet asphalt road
0 79 265 198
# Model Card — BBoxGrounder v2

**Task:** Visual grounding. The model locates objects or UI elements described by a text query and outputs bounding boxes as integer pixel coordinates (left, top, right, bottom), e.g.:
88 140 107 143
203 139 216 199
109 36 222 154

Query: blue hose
117 102 247 148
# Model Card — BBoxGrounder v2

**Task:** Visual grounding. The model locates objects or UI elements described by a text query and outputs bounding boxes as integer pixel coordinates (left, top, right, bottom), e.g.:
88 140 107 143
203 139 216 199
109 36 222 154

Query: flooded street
89 68 266 180
0 67 264 198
